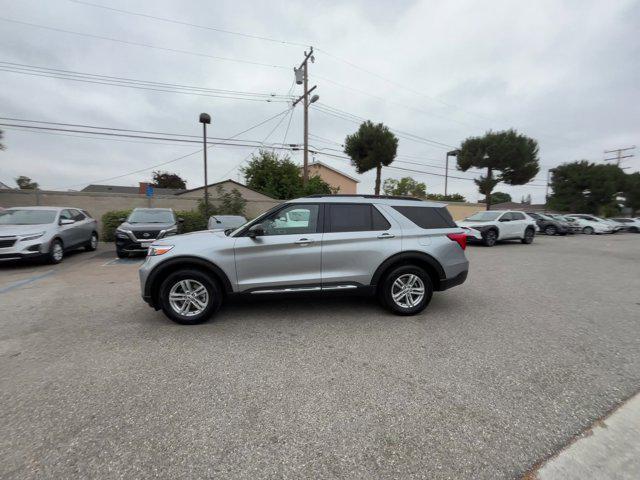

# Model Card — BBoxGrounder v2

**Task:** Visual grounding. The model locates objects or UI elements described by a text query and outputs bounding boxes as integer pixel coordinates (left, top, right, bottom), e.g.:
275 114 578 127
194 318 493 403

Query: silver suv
0 206 98 263
139 195 469 324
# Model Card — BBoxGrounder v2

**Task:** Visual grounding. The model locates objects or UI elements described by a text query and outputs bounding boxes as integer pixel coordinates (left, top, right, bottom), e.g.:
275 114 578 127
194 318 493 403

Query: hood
0 224 51 236
119 221 176 231
457 220 489 229
152 229 229 246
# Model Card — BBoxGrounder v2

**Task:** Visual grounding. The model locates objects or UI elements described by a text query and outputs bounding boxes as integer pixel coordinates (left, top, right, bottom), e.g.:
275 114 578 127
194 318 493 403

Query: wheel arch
370 251 445 291
146 256 233 307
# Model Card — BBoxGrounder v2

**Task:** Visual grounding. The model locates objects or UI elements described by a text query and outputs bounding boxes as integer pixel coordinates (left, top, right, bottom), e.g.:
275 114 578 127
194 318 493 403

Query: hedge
101 209 208 242
101 209 132 242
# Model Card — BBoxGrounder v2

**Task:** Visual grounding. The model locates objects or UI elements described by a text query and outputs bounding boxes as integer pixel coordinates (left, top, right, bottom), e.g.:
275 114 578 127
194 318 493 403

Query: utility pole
604 146 635 168
545 168 555 210
199 113 211 217
294 48 316 185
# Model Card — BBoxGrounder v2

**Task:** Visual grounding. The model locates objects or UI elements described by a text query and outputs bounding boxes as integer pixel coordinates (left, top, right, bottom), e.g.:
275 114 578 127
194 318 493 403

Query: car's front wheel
583 226 594 235
544 225 557 235
381 265 433 316
159 269 222 324
521 228 535 244
482 229 498 247
85 232 98 251
48 239 64 264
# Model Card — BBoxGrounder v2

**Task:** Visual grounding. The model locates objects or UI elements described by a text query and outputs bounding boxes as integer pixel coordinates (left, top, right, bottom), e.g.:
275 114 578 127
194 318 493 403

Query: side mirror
177 217 184 223
60 218 75 225
247 223 264 239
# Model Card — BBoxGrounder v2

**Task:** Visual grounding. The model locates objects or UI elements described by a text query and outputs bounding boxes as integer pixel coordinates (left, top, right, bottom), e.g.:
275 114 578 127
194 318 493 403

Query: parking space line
0 270 56 294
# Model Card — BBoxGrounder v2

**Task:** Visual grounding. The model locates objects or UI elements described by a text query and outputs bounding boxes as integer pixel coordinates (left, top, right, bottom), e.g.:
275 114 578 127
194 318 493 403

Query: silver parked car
0 206 99 263
140 195 469 325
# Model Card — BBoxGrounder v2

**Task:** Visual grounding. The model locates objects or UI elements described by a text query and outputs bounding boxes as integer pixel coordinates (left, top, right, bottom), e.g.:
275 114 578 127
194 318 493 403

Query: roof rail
303 194 423 202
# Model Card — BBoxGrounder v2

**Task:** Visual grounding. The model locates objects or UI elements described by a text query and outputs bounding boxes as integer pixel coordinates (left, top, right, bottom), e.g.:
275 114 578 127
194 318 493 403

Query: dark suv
116 208 182 258
139 195 469 325
527 212 570 235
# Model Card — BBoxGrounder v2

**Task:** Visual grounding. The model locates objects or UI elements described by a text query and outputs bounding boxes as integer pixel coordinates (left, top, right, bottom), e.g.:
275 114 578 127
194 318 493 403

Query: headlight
161 227 178 237
20 232 45 241
147 245 174 256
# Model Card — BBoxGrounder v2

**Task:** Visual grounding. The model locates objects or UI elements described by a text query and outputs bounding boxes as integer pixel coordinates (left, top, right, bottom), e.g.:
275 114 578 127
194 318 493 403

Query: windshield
464 211 501 222
127 209 175 223
0 209 57 225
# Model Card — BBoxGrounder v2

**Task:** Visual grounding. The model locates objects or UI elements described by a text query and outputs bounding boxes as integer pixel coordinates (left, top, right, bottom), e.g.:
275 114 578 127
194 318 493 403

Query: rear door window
327 204 372 232
392 206 456 229
71 209 86 221
511 212 526 220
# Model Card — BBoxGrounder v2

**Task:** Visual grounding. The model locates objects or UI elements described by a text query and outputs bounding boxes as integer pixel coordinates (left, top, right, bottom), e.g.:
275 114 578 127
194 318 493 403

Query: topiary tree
344 121 398 195
457 129 539 210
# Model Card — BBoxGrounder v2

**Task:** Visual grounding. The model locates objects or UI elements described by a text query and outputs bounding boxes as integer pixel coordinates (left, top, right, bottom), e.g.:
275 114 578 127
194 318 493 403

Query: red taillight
447 232 467 250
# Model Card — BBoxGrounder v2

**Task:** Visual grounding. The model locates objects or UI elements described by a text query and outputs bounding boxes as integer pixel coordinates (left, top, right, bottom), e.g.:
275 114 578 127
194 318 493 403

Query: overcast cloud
1 0 639 202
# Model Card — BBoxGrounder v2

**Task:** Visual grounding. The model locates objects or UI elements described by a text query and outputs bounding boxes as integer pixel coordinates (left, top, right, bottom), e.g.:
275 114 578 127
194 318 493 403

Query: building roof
0 180 13 190
177 179 276 199
305 161 360 183
81 184 186 195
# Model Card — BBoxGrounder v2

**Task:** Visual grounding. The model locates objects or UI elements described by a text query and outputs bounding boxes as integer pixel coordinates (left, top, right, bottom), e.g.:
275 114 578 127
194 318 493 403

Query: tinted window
372 207 391 230
392 206 456 229
262 204 319 236
511 212 526 220
328 204 372 232
500 212 513 221
71 209 86 221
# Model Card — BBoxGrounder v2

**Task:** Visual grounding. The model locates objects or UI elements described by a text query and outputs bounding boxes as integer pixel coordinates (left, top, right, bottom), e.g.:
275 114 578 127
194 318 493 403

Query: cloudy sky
1 0 638 202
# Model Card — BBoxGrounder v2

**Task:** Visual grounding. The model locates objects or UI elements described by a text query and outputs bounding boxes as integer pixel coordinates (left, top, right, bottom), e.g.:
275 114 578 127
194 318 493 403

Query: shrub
101 209 132 242
176 210 207 233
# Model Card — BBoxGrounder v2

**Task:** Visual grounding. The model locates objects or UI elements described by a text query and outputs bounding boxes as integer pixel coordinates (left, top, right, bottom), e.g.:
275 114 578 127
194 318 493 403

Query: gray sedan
0 206 98 263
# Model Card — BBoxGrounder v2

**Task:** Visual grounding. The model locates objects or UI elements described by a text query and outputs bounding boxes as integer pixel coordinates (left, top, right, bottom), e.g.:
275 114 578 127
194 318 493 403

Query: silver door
57 209 80 247
321 203 402 286
233 203 322 292
70 209 93 243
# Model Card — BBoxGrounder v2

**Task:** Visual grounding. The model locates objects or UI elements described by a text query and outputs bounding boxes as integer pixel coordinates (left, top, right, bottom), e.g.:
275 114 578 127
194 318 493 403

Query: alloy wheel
52 243 63 262
90 234 98 249
391 274 425 309
169 279 209 317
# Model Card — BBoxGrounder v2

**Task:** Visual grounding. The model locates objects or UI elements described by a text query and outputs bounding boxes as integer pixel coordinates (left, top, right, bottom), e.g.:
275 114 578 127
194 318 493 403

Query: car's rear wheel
521 228 535 244
159 269 222 324
85 232 98 251
380 265 433 316
48 239 64 264
544 225 557 235
482 229 498 247
583 226 594 235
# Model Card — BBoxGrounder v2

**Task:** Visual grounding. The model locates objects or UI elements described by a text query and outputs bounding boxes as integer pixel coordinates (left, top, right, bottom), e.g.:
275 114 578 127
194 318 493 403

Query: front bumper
0 236 50 261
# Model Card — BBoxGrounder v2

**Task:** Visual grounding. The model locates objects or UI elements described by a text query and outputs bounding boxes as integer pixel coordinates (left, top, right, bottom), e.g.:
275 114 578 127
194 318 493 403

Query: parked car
207 215 247 233
565 214 614 234
609 217 640 233
457 210 536 246
140 195 469 325
547 214 582 233
526 212 571 235
116 208 182 258
0 206 98 263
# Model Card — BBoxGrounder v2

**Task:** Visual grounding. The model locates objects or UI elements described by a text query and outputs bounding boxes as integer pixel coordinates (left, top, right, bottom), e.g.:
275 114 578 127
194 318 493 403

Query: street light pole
199 112 211 217
445 150 459 197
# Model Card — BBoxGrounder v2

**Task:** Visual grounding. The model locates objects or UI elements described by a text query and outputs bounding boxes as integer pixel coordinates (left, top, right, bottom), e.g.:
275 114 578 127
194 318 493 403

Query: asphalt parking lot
1 234 639 479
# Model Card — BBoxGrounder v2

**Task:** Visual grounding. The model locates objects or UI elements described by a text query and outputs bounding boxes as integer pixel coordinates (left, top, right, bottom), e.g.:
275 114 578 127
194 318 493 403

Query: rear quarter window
391 206 456 229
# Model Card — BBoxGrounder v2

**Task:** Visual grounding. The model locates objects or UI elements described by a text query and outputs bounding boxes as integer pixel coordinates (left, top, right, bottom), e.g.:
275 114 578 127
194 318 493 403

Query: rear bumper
437 270 468 291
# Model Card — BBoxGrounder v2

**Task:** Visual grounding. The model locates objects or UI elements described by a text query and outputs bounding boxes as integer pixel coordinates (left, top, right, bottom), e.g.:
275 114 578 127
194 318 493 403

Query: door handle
294 238 314 245
377 233 395 239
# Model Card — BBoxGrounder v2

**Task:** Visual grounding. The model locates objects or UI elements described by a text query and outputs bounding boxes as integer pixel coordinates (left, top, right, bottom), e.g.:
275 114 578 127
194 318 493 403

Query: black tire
482 229 498 247
116 248 128 259
630 227 639 233
583 226 594 235
159 269 222 325
544 225 557 236
380 265 433 316
48 239 64 264
521 228 535 244
85 232 99 251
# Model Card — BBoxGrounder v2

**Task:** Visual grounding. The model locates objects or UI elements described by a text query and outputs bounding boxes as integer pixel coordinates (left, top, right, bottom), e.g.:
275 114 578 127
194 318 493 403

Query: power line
68 0 309 48
604 145 635 168
0 17 289 69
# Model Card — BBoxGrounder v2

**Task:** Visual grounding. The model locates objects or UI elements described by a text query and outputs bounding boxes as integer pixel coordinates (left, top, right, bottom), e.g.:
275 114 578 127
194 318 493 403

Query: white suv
565 214 614 234
457 210 536 247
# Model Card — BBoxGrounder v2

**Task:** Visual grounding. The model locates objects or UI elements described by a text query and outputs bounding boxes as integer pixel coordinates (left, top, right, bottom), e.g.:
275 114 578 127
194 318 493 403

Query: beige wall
307 164 358 194
445 202 484 220
0 188 279 234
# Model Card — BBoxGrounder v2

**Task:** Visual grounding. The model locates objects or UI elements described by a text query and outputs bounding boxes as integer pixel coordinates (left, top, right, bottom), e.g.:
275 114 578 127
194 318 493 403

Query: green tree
241 150 334 199
624 172 640 215
457 129 539 210
382 177 427 198
344 121 398 195
217 186 247 215
547 161 626 214
425 193 467 202
478 191 512 204
152 170 187 189
15 175 38 190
